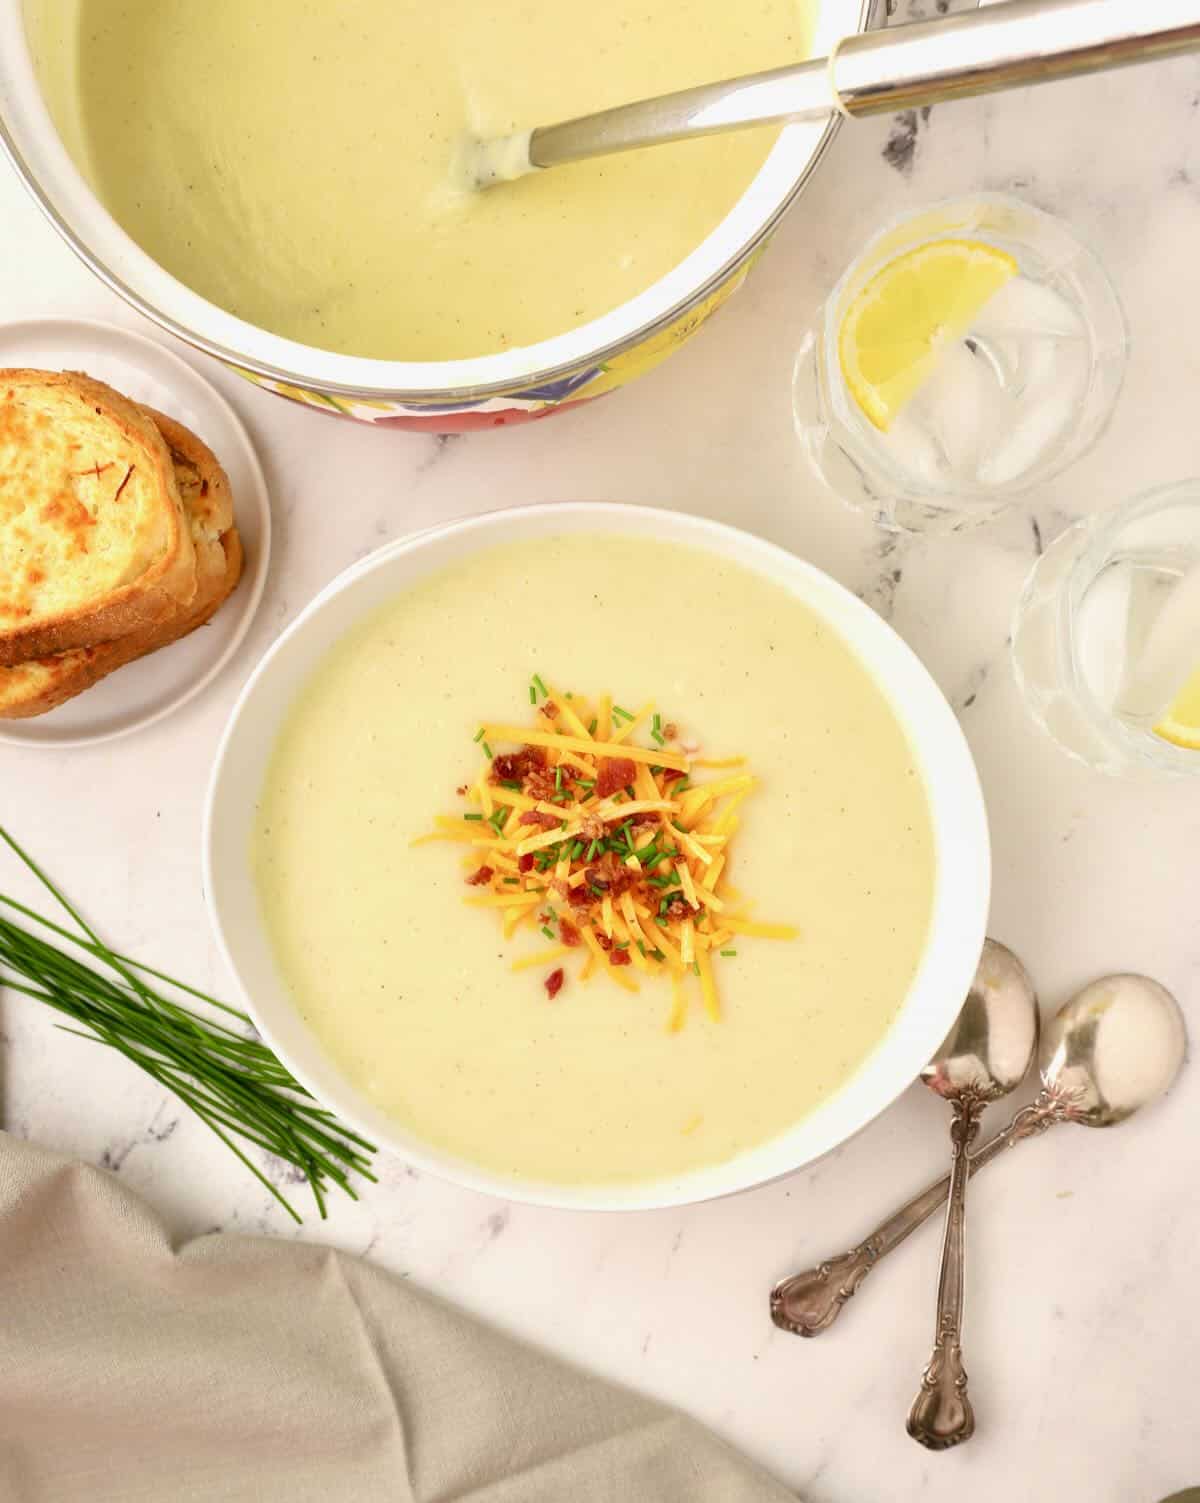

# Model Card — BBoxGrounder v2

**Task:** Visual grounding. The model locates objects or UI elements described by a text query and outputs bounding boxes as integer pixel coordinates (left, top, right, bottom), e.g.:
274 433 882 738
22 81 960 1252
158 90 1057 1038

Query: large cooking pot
0 0 871 432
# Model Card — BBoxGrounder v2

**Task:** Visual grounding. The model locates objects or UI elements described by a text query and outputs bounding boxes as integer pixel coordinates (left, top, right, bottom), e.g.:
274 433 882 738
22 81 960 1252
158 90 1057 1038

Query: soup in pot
24 0 816 360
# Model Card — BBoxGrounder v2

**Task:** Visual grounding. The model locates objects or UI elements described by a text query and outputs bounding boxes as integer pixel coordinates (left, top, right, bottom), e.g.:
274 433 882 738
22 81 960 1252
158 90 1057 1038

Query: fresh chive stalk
0 828 376 1224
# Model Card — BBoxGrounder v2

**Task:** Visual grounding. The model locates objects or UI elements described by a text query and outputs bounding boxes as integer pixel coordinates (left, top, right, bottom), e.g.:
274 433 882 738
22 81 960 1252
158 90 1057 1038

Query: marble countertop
3 35 1200 1503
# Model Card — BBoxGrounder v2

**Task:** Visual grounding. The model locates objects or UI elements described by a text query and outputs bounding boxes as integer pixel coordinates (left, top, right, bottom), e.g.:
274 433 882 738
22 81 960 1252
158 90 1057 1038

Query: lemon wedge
838 238 1019 432
1152 663 1200 750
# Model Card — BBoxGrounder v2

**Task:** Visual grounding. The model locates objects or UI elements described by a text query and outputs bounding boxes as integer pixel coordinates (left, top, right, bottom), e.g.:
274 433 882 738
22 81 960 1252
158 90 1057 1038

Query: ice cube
1074 562 1133 711
900 338 998 479
976 334 1090 485
1115 557 1200 719
969 276 1086 340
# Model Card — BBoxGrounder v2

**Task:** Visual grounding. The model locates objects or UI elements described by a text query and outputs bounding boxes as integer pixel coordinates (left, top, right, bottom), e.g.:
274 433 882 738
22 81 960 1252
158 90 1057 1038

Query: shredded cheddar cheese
421 679 797 1031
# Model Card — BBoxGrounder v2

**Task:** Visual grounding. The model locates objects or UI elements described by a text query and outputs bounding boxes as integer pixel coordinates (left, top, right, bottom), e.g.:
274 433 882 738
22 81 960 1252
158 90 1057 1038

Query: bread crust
0 370 197 665
0 408 243 719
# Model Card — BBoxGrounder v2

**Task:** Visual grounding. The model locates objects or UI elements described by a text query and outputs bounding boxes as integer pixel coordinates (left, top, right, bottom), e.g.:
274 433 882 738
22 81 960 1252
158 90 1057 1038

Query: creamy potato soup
252 538 936 1186
25 0 815 360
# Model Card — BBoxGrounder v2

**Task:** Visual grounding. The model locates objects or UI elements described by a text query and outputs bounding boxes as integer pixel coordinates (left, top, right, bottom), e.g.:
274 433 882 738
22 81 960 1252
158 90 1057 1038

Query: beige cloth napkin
0 1134 796 1502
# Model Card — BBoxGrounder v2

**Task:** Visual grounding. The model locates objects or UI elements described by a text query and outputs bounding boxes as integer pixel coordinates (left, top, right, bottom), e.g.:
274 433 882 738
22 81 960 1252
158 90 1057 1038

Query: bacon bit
661 768 687 785
566 885 596 909
609 949 633 968
455 785 469 796
544 968 565 1000
540 701 560 720
595 757 637 800
594 930 614 952
539 910 554 926
559 917 582 948
491 746 545 783
577 813 606 843
665 897 691 921
465 866 495 887
523 767 559 801
518 854 535 874
663 722 678 740
519 810 561 830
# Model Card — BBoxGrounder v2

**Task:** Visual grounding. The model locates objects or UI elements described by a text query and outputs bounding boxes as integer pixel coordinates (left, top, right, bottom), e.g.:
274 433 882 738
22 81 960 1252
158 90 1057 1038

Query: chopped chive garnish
473 728 486 743
650 765 663 776
693 961 701 977
659 896 671 915
588 719 598 735
615 941 630 951
612 704 634 722
529 685 537 704
647 875 671 888
655 916 668 929
463 813 484 822
577 778 595 790
651 730 666 746
720 949 737 957
500 779 523 791
532 674 548 699
503 877 521 885
565 692 574 700
636 941 646 957
673 779 690 793
652 713 661 733
555 766 563 792
586 840 601 860
481 741 493 760
541 926 555 940
569 841 585 860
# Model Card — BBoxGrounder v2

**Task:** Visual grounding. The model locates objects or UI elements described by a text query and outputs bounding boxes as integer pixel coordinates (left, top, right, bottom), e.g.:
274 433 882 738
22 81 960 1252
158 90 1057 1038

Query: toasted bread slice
0 370 196 665
0 413 243 720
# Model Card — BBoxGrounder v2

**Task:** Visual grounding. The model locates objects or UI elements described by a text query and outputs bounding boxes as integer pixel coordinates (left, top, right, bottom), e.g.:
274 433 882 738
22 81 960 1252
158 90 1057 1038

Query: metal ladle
472 0 1200 186
905 940 1039 1450
770 972 1187 1344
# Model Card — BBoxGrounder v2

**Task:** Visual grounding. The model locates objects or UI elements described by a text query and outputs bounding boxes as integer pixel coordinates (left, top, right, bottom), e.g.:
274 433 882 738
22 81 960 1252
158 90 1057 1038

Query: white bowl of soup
2 0 872 430
203 504 990 1209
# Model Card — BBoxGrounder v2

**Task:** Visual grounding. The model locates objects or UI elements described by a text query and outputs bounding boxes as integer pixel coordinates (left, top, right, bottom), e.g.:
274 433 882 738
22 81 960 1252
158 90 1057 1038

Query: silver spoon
472 0 1200 186
771 971 1187 1342
904 940 1039 1450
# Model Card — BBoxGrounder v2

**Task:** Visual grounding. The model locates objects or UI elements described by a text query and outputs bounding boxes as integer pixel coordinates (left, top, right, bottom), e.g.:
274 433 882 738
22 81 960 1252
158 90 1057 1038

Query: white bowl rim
203 502 990 1211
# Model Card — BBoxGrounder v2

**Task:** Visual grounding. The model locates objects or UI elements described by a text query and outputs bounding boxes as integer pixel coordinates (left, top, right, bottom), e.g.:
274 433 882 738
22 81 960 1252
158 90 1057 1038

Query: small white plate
0 317 271 748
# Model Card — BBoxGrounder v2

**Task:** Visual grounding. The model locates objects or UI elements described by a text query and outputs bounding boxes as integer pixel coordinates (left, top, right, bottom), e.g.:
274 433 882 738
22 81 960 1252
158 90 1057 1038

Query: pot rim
0 0 871 401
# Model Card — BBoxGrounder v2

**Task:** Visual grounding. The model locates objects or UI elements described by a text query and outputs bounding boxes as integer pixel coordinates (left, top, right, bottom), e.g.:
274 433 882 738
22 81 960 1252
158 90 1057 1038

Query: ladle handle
832 0 1200 120
906 1098 983 1451
769 1095 1063 1338
523 0 1200 173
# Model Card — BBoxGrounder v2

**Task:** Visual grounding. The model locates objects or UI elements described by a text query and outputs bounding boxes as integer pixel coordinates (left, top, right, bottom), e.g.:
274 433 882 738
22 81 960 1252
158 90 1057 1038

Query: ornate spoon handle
906 1097 983 1449
770 1094 1064 1337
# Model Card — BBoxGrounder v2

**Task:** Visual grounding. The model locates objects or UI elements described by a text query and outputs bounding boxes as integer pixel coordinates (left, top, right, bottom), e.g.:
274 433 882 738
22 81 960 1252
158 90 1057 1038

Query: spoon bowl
1040 973 1187 1128
921 941 1040 1104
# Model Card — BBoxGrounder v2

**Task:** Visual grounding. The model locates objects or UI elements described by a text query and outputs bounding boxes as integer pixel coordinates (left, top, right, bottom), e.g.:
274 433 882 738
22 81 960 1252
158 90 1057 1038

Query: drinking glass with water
1012 481 1200 775
793 194 1128 532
